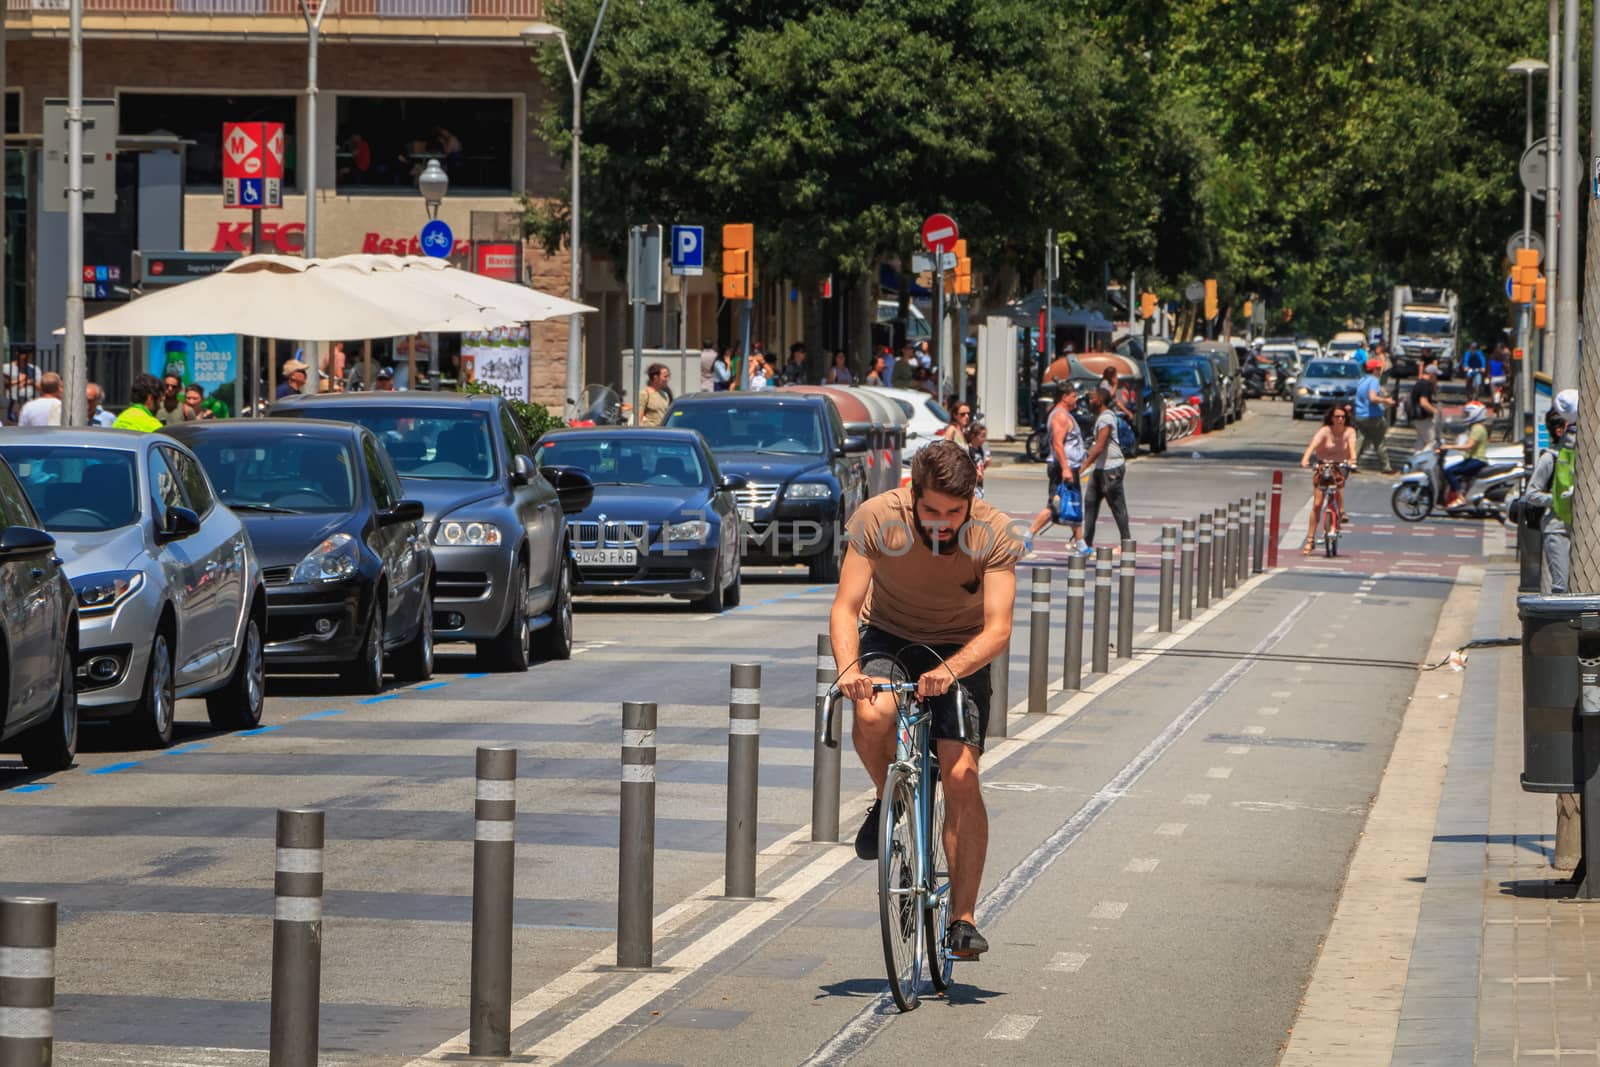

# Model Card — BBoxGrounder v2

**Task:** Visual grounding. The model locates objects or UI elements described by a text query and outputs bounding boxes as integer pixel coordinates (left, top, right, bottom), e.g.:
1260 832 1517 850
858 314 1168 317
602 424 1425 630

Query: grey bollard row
811 635 840 843
0 896 56 1065
1117 540 1137 659
1092 547 1112 675
1212 509 1227 601
270 809 324 1067
1028 567 1051 716
1063 553 1086 691
1196 513 1212 611
1253 492 1267 574
1179 519 1196 621
470 746 517 1056
618 701 657 968
726 664 761 898
1158 527 1176 633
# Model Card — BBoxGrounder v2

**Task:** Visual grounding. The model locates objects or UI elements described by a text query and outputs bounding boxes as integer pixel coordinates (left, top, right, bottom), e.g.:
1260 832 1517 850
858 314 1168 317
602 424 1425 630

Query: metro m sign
222 121 284 210
222 123 264 180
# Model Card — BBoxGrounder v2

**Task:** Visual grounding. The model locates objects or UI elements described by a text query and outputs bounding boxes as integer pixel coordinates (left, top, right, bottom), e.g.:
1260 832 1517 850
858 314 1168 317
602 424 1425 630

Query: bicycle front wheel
879 766 922 1012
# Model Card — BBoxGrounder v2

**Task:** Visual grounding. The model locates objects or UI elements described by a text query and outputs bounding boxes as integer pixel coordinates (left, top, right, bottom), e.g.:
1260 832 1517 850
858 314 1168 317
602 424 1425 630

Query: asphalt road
0 397 1491 1064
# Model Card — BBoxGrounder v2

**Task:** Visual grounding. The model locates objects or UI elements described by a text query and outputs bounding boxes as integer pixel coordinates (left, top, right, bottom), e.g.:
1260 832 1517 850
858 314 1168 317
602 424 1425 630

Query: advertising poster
462 326 530 402
150 335 239 398
1535 374 1553 452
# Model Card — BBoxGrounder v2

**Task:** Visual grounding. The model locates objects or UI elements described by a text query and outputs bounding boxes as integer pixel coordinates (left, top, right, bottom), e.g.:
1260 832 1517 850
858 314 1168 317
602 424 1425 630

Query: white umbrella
319 254 594 331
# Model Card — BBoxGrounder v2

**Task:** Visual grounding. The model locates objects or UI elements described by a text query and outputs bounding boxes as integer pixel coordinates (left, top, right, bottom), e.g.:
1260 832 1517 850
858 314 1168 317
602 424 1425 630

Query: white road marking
1243 725 1266 735
1155 822 1188 837
1271 691 1293 698
1207 766 1234 779
1293 664 1314 672
1227 746 1251 755
1125 857 1160 873
1258 706 1279 715
1047 951 1089 973
986 1015 1042 1041
1182 793 1211 806
1089 901 1128 920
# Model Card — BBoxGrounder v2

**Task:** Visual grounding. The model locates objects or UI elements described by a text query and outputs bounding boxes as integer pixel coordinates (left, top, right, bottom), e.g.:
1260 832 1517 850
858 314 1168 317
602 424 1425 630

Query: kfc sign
361 232 469 258
475 242 520 281
212 222 305 254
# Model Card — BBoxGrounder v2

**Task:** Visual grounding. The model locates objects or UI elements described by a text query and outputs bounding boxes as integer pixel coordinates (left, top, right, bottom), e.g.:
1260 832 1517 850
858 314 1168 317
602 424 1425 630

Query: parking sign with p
670 225 704 276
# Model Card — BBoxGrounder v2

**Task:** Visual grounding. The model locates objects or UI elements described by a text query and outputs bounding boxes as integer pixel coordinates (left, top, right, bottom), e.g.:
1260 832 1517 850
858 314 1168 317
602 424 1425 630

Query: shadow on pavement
1499 877 1577 899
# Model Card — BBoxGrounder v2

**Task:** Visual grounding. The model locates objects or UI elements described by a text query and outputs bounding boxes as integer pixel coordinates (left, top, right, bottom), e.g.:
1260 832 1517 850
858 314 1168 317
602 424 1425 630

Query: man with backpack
1081 386 1132 552
1526 390 1578 593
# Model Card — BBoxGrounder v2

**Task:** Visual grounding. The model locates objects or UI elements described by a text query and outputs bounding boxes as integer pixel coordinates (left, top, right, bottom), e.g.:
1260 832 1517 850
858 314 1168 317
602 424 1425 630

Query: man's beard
916 507 971 554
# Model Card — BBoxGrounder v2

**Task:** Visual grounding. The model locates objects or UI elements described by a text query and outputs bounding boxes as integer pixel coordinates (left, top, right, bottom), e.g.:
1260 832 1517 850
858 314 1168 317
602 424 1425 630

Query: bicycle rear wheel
878 766 922 1012
924 769 952 994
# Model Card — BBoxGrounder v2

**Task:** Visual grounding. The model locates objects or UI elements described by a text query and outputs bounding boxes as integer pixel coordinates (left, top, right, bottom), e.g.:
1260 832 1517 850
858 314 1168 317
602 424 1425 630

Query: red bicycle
1310 461 1352 557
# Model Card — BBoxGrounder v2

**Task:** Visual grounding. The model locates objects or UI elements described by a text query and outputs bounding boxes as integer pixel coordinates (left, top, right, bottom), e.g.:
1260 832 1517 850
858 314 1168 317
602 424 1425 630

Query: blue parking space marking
163 743 212 756
297 709 345 721
360 694 399 704
236 725 282 736
88 761 143 775
413 682 449 691
464 673 487 679
7 783 52 793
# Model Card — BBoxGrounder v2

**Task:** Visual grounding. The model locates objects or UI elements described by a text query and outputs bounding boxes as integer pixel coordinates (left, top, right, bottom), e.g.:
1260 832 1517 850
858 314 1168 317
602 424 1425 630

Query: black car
169 420 434 693
1167 342 1242 424
0 454 77 773
662 392 869 582
271 393 593 671
537 428 744 611
1148 355 1226 432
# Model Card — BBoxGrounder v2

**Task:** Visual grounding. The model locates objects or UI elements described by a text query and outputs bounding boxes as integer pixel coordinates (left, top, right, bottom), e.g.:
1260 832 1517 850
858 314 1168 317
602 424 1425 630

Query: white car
858 386 953 464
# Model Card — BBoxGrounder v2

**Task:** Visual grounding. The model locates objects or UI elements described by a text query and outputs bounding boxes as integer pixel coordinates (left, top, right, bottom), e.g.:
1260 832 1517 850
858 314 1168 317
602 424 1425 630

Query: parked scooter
570 384 625 427
1390 442 1526 522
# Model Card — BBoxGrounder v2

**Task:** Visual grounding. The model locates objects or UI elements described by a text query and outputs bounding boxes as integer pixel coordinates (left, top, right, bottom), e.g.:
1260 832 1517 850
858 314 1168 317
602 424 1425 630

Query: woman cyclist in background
1299 405 1357 554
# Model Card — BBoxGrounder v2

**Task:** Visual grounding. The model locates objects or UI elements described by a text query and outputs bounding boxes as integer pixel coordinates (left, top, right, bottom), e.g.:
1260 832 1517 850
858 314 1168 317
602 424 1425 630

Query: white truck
1388 286 1459 380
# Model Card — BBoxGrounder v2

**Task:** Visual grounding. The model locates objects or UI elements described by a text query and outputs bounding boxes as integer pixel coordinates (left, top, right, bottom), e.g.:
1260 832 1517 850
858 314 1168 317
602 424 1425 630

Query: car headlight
292 532 360 583
1297 387 1310 396
70 570 143 614
434 520 503 547
786 483 833 500
663 520 710 542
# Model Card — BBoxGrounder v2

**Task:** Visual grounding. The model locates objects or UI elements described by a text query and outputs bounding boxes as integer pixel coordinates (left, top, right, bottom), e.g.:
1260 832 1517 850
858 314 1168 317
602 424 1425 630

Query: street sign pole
63 0 85 426
629 226 644 420
934 246 945 402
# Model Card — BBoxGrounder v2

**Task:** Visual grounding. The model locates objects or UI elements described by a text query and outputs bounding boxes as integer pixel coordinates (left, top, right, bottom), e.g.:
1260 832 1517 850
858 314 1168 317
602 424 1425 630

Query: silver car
1292 359 1364 420
0 429 266 748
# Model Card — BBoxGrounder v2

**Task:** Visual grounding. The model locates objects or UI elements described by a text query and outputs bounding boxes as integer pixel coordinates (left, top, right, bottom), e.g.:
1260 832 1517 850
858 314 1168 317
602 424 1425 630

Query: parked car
1167 342 1243 424
168 420 434 693
1292 359 1364 420
0 430 265 748
858 386 952 464
270 392 593 670
537 427 744 611
1148 355 1226 432
663 392 868 582
0 454 77 772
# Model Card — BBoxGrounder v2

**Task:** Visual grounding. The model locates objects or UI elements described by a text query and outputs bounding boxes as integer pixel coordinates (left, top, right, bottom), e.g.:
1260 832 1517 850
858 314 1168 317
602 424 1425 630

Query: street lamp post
524 2 611 424
418 158 448 390
1510 57 1549 445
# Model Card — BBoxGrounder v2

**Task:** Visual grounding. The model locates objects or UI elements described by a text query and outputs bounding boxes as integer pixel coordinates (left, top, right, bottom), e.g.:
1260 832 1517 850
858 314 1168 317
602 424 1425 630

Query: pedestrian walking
1527 393 1577 593
779 344 808 385
826 350 854 385
968 424 991 498
16 371 63 426
113 374 165 432
1080 386 1131 551
1407 361 1440 451
865 355 887 387
699 339 718 391
277 359 309 400
713 346 734 391
941 401 974 447
87 381 116 427
636 363 671 426
1026 383 1087 554
1353 357 1396 473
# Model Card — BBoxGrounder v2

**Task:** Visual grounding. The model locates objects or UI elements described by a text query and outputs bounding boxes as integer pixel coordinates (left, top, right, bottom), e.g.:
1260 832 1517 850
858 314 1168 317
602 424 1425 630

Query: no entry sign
921 213 959 254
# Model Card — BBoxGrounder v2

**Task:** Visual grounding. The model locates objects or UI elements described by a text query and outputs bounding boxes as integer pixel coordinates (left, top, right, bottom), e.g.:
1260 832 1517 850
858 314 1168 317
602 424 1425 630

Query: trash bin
1508 497 1545 593
1518 594 1600 793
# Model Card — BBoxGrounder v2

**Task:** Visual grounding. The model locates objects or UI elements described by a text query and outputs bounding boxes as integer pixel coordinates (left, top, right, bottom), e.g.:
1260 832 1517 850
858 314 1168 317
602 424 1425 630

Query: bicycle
821 670 966 1011
1311 461 1351 557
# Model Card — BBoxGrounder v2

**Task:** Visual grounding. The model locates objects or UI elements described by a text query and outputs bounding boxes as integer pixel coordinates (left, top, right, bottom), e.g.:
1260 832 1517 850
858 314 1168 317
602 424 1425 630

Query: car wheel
1292 409 1305 421
724 558 742 607
344 598 385 694
809 538 842 583
482 561 531 672
132 631 176 749
21 647 77 773
394 587 436 682
692 551 728 613
1155 421 1168 454
206 613 265 730
532 558 573 661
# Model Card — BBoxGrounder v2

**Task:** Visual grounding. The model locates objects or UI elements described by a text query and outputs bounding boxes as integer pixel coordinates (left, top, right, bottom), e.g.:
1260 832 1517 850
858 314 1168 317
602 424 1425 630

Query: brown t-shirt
846 487 1023 644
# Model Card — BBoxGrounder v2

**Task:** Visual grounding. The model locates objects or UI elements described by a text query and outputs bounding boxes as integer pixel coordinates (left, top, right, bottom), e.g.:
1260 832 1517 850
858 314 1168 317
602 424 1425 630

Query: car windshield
1328 341 1362 352
1151 357 1214 383
540 437 707 487
1401 313 1451 336
185 433 358 513
1150 364 1201 389
1306 361 1362 379
666 404 826 455
0 446 139 532
287 407 497 480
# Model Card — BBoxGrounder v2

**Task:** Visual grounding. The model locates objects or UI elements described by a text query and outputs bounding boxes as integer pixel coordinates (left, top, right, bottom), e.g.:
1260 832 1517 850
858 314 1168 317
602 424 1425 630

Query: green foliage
461 379 564 440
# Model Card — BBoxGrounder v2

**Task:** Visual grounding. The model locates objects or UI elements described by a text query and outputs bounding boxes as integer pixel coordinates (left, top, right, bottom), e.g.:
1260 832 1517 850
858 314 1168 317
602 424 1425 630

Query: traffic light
1204 278 1218 321
1536 299 1548 330
1140 291 1158 319
1242 299 1253 321
722 223 753 301
952 239 972 296
1537 274 1548 307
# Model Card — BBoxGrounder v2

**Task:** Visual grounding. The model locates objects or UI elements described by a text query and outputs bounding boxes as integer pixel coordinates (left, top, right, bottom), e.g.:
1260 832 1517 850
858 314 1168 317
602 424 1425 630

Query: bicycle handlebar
818 680 963 749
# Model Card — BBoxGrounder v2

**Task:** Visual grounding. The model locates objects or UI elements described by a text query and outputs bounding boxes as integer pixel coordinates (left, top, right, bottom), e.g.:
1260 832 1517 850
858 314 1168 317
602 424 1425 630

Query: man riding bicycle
830 440 1023 960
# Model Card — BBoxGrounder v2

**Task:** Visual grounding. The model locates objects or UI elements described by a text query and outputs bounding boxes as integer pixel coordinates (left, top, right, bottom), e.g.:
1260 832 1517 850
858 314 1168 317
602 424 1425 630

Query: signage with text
222 121 283 210
474 242 521 281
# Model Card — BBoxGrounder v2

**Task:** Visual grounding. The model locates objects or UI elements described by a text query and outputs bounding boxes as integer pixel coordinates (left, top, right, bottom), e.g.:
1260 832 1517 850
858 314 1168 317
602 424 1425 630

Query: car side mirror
0 525 55 560
839 434 868 456
509 453 537 487
718 474 750 492
380 499 425 526
541 464 595 515
158 505 201 542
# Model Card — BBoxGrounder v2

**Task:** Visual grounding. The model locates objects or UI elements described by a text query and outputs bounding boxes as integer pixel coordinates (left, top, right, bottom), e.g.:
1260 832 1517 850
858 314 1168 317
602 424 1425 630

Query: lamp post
1510 57 1549 445
524 1 611 424
418 158 448 390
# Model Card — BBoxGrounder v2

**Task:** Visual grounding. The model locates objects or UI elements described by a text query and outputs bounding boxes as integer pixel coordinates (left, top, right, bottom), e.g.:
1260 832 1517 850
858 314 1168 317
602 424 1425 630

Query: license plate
575 548 637 567
738 507 755 522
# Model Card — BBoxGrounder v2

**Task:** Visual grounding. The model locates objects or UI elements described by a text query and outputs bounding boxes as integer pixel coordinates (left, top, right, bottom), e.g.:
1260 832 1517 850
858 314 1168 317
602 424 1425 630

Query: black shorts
857 625 991 753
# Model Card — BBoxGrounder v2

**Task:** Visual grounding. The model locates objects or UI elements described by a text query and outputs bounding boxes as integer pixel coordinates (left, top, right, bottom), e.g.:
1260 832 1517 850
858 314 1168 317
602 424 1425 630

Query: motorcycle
1390 442 1527 522
569 384 625 427
1275 364 1297 401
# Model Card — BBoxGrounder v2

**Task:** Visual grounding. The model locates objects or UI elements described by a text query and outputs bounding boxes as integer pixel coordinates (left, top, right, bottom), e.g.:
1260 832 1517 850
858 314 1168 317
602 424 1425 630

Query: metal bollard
618 701 657 968
470 746 517 1056
0 896 56 1065
726 664 761 898
811 635 840 843
1237 499 1250 585
1229 501 1242 587
1092 547 1112 674
1064 553 1086 690
1269 470 1283 569
1117 540 1137 658
1220 505 1235 593
990 643 1010 732
1212 509 1227 600
1196 513 1212 611
1028 567 1051 715
270 809 324 1067
1252 492 1267 574
1159 527 1176 633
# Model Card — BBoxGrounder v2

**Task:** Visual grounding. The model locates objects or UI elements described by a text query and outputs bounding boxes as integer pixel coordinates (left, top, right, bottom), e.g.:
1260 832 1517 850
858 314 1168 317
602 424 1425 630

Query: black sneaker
945 920 989 960
854 799 880 861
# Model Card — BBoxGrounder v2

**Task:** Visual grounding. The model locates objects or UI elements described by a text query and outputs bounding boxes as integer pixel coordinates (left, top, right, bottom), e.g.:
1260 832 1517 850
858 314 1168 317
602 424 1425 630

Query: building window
119 93 298 189
5 91 18 135
335 96 514 193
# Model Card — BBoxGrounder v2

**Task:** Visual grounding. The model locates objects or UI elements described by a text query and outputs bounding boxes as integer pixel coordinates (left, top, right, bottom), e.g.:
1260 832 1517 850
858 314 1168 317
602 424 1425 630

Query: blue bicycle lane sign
420 219 454 259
